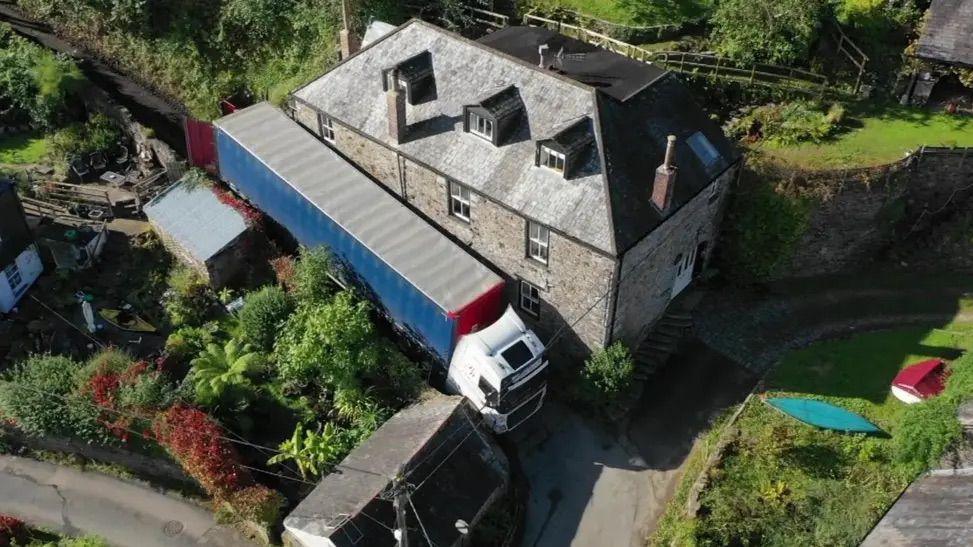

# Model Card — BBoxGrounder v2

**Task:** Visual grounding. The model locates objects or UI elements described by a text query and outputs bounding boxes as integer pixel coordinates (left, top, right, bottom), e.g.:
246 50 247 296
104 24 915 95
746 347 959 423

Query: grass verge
759 104 973 170
651 323 973 546
0 132 49 165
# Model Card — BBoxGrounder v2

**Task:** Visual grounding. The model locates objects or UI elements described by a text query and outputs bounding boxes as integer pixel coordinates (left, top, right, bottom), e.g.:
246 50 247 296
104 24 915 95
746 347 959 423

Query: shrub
49 114 122 163
0 354 104 441
227 484 285 526
153 404 252 498
267 422 360 479
0 514 26 546
378 345 426 405
275 291 379 391
238 286 294 352
712 0 828 65
727 101 845 145
292 246 336 304
163 266 215 327
269 255 297 291
165 325 217 364
893 396 962 476
580 342 636 404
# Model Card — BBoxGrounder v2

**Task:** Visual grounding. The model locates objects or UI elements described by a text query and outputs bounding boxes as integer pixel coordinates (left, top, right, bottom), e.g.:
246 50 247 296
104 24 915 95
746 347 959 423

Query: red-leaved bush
84 360 157 443
213 187 262 226
0 514 26 546
229 485 286 526
153 404 252 498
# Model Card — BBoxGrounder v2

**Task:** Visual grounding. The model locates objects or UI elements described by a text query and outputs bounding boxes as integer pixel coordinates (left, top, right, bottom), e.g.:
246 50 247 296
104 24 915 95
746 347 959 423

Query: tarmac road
0 455 255 546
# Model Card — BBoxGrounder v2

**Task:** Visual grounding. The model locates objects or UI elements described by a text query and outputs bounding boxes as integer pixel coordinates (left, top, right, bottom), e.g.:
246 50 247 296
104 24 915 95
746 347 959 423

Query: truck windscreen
501 340 533 370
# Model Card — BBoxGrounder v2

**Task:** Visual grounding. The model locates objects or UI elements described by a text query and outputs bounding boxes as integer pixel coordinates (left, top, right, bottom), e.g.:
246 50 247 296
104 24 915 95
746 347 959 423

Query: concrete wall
612 167 735 347
292 100 617 363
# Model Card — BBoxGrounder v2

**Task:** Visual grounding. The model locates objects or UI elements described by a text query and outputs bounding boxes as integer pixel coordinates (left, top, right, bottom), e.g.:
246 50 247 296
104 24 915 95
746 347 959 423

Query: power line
412 415 479 493
408 494 436 547
404 410 483 481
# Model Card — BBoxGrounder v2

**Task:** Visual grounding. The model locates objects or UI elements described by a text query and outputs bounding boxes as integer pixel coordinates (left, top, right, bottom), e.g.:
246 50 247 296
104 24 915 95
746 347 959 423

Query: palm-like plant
189 339 264 406
267 423 347 479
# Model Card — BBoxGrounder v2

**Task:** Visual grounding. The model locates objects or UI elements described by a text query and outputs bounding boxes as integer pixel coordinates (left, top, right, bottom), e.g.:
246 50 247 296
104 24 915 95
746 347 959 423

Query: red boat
891 358 949 404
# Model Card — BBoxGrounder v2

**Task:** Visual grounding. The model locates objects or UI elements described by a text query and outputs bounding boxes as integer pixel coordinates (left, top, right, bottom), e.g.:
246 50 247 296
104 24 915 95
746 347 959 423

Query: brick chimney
339 0 360 59
387 69 407 144
652 135 678 212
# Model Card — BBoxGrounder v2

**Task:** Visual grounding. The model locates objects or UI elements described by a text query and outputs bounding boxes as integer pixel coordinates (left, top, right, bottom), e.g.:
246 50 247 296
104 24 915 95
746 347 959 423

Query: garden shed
144 178 257 288
283 395 509 547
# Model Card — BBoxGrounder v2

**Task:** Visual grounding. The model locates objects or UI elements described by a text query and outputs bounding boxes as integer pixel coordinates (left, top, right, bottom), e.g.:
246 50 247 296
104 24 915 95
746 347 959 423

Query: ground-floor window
519 280 541 318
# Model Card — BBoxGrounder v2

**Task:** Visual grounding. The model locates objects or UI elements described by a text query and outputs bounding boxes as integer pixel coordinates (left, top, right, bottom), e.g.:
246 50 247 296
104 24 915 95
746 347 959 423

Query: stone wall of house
148 220 212 283
775 147 973 278
291 100 616 364
611 167 735 348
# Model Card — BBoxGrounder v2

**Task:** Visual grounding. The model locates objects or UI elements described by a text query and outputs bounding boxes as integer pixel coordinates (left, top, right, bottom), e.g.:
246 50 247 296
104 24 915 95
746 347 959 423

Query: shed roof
214 103 503 313
284 395 507 547
917 0 973 68
293 21 737 254
862 474 973 545
144 179 249 263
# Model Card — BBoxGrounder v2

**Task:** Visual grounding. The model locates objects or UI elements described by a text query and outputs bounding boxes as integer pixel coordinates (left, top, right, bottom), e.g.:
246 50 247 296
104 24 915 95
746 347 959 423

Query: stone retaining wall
771 147 973 278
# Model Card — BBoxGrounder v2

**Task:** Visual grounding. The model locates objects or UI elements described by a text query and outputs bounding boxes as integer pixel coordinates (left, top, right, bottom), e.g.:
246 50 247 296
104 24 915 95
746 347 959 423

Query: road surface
0 455 255 546
518 341 756 547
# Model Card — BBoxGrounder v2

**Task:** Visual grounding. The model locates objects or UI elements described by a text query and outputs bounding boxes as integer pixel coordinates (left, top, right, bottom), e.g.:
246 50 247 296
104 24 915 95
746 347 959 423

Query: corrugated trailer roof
214 102 502 313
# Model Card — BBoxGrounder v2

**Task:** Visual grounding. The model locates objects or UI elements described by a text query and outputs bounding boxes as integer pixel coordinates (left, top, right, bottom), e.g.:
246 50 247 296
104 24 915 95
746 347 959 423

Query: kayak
99 308 157 333
764 397 882 434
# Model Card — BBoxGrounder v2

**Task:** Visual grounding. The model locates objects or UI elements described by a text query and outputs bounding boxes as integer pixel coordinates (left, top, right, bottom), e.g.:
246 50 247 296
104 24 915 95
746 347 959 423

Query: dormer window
463 86 523 146
539 146 565 173
535 117 594 179
381 51 435 105
469 112 494 141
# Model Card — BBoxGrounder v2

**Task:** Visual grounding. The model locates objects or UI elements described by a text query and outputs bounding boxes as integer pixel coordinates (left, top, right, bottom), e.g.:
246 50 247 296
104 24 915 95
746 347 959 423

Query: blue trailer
213 103 506 362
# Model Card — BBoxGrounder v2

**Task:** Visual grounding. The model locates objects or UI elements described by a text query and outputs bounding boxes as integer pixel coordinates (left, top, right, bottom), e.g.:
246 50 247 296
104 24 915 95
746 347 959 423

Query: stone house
288 21 740 362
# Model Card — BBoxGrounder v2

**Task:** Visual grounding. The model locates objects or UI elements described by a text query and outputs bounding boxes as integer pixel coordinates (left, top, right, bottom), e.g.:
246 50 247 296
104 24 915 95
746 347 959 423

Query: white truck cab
446 306 549 433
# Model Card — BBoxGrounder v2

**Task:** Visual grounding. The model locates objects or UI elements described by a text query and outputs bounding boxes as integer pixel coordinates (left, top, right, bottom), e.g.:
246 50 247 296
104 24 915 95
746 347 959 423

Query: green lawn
542 0 713 26
652 323 973 546
760 104 973 170
0 131 50 165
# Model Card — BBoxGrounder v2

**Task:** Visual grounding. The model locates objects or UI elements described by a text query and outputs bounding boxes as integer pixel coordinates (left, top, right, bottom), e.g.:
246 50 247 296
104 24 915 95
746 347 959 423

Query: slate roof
917 0 973 68
143 179 248 263
284 395 507 547
862 473 973 546
214 103 504 313
294 21 737 255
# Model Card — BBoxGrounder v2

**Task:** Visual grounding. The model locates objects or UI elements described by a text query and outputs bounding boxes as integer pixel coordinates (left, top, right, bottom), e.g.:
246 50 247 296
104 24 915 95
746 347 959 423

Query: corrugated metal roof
917 0 973 68
214 102 503 312
143 179 248 263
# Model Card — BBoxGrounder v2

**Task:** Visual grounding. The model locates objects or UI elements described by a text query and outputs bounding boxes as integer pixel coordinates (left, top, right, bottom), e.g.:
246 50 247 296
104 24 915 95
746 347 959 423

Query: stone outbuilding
284 395 509 547
144 178 257 288
288 20 741 363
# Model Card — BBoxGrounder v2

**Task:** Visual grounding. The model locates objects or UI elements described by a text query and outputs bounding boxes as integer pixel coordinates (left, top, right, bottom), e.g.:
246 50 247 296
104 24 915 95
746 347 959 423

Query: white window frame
448 180 471 222
540 146 565 173
469 112 494 141
318 113 335 143
527 221 550 265
519 280 541 318
4 262 22 290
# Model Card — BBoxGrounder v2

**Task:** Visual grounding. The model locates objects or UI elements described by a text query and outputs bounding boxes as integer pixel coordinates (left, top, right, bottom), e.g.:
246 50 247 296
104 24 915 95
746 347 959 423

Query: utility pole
393 465 410 547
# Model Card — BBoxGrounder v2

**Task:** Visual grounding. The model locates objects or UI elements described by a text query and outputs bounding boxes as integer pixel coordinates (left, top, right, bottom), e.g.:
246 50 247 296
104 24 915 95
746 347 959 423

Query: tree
274 291 379 391
189 339 264 406
292 246 337 305
267 422 355 479
711 0 829 65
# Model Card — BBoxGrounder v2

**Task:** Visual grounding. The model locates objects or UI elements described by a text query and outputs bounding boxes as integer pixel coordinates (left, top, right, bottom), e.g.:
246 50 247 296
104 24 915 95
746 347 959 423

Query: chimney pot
652 135 678 211
387 69 406 144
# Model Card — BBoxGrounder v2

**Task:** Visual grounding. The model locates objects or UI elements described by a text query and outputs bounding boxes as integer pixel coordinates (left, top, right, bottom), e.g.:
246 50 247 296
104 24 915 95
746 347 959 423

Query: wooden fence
524 13 844 96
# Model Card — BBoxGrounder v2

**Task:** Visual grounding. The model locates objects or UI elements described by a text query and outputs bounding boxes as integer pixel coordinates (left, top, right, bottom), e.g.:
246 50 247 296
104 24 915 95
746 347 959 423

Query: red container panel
449 281 506 337
184 117 217 173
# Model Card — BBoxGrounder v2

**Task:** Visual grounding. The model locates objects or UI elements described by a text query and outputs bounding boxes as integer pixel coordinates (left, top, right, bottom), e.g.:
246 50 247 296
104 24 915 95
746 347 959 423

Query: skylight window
687 132 720 167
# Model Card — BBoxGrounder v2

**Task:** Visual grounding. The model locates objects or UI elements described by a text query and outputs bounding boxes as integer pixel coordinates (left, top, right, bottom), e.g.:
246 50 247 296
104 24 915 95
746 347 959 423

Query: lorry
213 102 548 432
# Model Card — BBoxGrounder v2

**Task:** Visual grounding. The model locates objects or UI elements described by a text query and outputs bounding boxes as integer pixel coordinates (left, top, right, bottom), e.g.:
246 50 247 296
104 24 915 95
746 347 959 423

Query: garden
0 23 126 181
0 242 426 539
0 514 106 547
651 322 973 546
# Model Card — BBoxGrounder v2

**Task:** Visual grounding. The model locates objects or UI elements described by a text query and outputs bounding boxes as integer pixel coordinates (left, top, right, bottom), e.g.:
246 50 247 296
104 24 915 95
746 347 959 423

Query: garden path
0 455 256 546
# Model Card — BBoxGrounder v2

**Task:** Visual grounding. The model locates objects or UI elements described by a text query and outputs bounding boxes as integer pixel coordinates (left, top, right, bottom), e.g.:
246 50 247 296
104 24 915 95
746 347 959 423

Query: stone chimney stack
339 0 360 60
652 135 678 212
387 69 406 144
